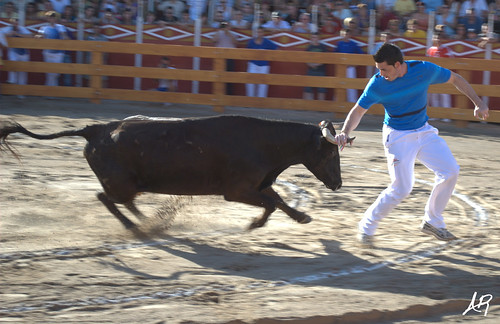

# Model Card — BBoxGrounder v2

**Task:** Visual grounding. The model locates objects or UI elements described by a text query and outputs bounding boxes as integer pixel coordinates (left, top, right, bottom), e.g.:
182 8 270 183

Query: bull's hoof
296 214 312 224
248 219 266 230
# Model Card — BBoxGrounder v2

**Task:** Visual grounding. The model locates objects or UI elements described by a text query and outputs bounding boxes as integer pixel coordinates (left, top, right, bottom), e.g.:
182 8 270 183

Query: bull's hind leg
262 187 312 224
97 192 136 229
224 190 277 229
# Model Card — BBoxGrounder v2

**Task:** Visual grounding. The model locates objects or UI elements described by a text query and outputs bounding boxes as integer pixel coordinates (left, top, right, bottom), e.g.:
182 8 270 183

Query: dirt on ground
0 96 499 324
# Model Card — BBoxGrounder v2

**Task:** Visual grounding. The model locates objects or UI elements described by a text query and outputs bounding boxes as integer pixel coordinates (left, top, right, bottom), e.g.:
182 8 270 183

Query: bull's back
84 116 313 195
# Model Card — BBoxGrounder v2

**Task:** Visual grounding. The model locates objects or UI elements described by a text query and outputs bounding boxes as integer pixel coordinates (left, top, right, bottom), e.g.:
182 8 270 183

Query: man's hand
334 132 354 150
474 105 489 121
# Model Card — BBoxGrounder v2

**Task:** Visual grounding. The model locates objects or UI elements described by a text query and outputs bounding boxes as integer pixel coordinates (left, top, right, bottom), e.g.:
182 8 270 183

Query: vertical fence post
90 47 103 104
134 0 144 91
366 9 376 77
213 54 225 112
76 0 85 87
192 18 201 94
482 12 494 106
18 0 26 26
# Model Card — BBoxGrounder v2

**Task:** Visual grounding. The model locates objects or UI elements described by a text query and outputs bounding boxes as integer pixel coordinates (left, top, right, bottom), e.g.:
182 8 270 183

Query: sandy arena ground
0 96 499 324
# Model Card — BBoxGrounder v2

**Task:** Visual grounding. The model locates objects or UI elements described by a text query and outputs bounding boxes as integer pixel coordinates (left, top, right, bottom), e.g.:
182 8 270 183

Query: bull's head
303 121 352 192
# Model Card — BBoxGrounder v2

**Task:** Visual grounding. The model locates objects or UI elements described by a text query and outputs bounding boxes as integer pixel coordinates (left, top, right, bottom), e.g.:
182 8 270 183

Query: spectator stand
0 1 499 108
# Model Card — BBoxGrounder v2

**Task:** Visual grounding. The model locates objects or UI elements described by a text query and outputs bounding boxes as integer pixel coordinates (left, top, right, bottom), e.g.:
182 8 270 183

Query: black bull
0 115 345 229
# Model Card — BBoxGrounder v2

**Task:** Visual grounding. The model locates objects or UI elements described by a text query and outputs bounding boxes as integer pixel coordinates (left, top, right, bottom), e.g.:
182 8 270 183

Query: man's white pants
359 123 460 235
246 62 270 97
7 51 29 85
43 50 64 86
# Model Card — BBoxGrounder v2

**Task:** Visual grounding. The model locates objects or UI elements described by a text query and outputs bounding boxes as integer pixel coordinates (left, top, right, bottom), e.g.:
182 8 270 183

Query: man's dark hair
373 43 404 66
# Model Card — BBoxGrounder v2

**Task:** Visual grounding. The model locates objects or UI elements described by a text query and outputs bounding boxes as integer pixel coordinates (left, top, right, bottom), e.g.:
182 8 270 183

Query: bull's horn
321 127 338 145
321 127 356 146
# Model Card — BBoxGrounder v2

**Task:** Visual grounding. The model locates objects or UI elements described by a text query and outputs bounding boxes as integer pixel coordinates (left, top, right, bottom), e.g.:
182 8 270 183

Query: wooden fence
2 38 499 124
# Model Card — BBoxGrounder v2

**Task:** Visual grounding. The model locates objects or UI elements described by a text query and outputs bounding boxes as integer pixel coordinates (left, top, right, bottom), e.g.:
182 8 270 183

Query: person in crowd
426 32 453 118
377 0 397 11
477 22 499 47
333 43 489 248
386 18 402 36
458 8 483 34
144 11 156 24
466 27 478 40
263 11 291 31
158 0 186 20
216 0 233 21
344 17 361 36
246 26 278 98
81 5 97 24
321 13 343 34
230 9 249 28
282 0 299 26
60 4 76 23
291 12 314 33
25 2 40 20
419 0 444 13
2 18 33 98
38 0 58 19
411 2 429 31
459 0 489 20
452 23 467 40
435 3 457 37
177 9 194 26
260 0 274 24
0 1 18 19
101 8 120 24
334 28 364 102
120 7 136 25
49 0 72 15
394 0 417 19
241 1 255 25
371 31 393 55
213 21 237 94
377 3 398 31
404 18 427 38
355 3 371 36
332 1 353 22
303 32 328 101
211 10 225 28
155 56 177 105
36 11 69 88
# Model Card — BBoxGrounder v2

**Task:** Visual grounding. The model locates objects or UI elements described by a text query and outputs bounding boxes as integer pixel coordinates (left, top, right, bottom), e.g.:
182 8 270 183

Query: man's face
375 61 401 81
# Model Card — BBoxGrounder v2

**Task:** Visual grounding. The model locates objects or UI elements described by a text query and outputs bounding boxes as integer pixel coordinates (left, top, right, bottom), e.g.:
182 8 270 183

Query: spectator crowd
0 0 498 41
0 0 498 100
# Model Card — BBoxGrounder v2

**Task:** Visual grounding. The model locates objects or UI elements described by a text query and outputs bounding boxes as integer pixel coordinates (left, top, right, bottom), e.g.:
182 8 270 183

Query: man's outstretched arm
335 104 367 146
447 71 489 120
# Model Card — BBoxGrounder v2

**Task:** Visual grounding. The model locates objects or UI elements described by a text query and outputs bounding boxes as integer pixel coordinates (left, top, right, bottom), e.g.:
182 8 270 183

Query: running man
334 43 490 248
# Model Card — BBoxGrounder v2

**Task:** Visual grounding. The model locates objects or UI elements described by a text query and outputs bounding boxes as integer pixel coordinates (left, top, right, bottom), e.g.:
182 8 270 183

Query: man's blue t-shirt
357 60 451 130
247 38 278 66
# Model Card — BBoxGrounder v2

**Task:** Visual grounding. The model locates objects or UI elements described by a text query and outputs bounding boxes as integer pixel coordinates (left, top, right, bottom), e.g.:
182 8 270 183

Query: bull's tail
0 120 96 159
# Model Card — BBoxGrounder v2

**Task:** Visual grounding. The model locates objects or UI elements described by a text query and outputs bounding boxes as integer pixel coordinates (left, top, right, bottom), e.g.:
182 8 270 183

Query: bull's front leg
97 192 136 229
261 187 312 224
224 190 277 229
